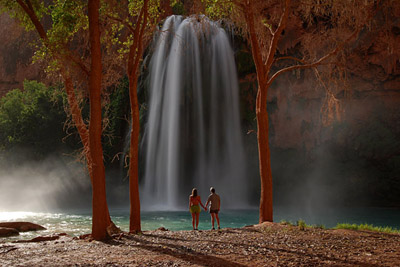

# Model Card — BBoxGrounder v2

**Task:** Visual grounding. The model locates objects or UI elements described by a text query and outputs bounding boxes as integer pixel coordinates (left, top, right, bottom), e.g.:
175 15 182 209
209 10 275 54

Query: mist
260 73 400 213
0 151 92 212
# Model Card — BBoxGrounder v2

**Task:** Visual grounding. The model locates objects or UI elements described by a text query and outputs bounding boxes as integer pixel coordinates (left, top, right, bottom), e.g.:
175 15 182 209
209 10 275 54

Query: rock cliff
0 13 42 97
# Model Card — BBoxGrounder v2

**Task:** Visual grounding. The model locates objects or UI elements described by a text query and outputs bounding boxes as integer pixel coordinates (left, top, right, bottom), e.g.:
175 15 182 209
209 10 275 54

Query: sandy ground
0 222 399 266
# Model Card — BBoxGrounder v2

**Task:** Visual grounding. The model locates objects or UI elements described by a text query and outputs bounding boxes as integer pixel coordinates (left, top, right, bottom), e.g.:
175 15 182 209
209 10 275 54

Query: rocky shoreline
1 222 399 266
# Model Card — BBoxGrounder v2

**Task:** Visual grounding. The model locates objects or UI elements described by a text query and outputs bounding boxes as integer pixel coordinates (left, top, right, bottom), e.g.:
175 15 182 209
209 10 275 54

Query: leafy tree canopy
0 80 76 156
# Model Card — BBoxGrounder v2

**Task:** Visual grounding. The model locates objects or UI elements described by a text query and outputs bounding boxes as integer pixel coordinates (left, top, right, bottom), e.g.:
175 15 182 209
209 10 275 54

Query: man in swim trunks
205 187 221 230
189 188 206 230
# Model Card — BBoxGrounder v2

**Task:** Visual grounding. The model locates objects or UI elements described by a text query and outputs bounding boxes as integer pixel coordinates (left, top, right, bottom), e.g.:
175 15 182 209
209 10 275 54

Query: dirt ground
0 222 399 266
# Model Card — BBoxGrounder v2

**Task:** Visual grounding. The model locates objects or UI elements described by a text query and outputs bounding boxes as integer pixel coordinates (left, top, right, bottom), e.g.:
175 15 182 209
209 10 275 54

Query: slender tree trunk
256 86 273 223
126 0 149 233
244 3 274 223
243 0 290 223
128 74 141 233
88 0 111 240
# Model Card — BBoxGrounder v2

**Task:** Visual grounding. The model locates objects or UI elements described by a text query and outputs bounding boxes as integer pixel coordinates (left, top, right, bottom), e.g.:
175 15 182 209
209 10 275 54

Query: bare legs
191 212 200 230
191 213 196 230
195 213 200 229
210 213 220 230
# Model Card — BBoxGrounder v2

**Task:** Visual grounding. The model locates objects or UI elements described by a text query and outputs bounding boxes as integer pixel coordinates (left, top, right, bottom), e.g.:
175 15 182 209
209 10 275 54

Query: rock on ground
0 227 19 237
0 222 46 232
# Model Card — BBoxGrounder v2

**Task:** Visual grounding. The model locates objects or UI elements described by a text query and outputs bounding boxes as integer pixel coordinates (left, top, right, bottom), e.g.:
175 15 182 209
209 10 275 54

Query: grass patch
297 219 307 230
280 219 326 230
335 223 400 234
279 220 294 226
314 224 326 230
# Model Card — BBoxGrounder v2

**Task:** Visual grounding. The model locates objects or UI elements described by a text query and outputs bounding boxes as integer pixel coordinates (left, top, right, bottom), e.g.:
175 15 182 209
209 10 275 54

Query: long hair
191 188 198 197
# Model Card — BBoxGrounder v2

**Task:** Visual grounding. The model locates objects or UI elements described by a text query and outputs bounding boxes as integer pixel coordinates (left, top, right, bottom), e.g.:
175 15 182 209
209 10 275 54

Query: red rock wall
0 13 42 97
240 22 400 151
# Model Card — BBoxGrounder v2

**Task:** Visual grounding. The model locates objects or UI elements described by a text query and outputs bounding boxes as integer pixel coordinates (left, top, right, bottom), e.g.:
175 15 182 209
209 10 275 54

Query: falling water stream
141 15 248 210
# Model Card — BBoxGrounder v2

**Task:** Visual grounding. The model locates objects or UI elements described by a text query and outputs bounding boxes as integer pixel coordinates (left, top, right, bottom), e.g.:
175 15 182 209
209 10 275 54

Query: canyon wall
238 20 400 207
0 13 42 97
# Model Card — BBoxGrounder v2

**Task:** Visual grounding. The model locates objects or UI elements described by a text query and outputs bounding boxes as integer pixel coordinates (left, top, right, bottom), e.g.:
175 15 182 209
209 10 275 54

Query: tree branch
16 0 89 158
274 56 306 64
267 0 383 87
107 15 136 34
16 0 47 41
128 0 147 76
264 0 291 75
267 46 338 87
243 1 267 84
132 0 149 75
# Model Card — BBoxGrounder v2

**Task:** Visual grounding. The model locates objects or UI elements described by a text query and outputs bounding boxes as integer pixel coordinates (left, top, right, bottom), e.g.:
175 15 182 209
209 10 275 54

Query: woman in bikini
189 188 206 230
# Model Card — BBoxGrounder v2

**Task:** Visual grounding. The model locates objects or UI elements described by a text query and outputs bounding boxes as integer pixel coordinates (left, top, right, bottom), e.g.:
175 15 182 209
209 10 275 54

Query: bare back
189 195 201 206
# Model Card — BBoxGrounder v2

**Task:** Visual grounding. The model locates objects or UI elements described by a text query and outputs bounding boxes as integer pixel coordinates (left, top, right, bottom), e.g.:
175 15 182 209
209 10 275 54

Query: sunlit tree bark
126 0 149 233
88 0 111 240
242 0 291 223
3 0 113 240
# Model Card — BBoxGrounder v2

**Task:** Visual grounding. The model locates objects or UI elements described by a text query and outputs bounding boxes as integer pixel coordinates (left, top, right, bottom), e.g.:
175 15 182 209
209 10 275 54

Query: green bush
0 80 75 157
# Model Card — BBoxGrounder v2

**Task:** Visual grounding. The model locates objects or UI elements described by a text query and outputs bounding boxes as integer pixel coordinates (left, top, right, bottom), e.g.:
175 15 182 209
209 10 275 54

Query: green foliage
48 0 87 41
171 0 184 15
0 78 131 163
296 219 307 230
335 223 400 234
1 0 88 74
202 0 233 19
314 224 326 230
102 77 130 161
0 0 48 32
0 80 75 156
280 219 325 230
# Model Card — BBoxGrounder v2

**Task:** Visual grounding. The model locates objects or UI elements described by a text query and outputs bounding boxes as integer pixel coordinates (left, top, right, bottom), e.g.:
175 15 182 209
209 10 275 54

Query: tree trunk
88 0 111 240
17 0 112 240
256 86 273 223
128 75 141 233
126 0 149 233
244 3 274 223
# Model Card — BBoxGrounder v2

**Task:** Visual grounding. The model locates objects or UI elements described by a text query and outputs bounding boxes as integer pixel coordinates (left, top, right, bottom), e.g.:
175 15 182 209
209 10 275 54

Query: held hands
204 206 207 211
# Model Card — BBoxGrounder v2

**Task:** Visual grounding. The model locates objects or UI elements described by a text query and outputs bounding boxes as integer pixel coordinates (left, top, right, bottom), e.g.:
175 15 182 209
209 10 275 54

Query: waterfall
141 15 248 210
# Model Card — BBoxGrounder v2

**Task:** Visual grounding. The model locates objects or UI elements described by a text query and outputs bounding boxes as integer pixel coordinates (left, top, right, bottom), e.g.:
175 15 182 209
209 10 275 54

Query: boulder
13 235 60 243
0 227 19 237
0 222 46 232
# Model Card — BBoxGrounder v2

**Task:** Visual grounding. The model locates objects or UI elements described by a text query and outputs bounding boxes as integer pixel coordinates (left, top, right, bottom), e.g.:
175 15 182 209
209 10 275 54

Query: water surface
1 207 399 243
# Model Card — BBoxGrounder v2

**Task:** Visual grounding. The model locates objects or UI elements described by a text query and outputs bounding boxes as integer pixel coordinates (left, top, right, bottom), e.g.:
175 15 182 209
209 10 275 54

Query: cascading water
141 15 248 210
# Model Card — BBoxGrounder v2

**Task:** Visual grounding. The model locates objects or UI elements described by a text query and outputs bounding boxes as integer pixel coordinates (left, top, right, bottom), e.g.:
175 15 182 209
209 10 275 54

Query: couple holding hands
189 187 220 230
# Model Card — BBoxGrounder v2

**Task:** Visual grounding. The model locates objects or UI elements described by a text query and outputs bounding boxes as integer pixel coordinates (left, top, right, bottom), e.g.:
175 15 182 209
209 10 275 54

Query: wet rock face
0 13 42 97
0 227 19 237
